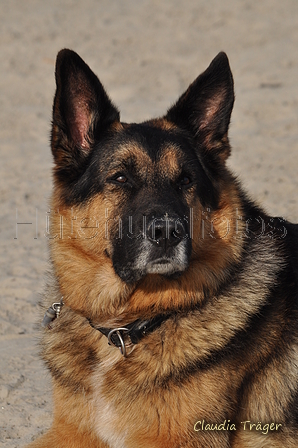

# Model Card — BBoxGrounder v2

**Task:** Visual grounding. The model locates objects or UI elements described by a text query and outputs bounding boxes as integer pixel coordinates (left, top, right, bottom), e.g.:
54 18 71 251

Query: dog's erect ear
166 52 234 162
51 49 119 177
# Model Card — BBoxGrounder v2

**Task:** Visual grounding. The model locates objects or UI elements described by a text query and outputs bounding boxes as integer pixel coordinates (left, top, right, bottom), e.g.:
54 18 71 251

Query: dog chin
145 259 187 276
115 260 188 284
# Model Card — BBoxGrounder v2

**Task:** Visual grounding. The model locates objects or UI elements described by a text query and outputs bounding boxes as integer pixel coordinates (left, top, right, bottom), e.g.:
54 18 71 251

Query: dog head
49 50 241 316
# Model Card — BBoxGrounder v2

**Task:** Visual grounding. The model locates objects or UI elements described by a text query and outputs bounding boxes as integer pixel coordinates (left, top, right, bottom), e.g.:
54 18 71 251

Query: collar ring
107 327 130 357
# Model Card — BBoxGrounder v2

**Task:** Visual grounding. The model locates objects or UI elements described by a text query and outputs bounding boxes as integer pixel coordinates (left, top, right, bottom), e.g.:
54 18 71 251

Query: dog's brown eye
115 175 127 183
180 176 191 186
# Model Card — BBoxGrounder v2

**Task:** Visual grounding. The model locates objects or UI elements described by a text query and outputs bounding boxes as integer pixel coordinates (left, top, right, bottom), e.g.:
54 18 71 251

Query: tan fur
27 50 298 447
27 168 289 447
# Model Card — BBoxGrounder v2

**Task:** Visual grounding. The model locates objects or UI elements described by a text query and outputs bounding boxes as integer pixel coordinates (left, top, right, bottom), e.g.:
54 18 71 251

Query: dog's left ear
166 52 234 163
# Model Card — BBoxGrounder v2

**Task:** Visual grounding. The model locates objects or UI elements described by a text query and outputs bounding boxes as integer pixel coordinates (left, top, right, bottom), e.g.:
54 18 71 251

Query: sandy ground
0 0 297 446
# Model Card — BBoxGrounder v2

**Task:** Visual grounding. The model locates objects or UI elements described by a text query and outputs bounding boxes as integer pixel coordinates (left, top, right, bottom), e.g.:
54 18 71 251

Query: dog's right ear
51 49 120 180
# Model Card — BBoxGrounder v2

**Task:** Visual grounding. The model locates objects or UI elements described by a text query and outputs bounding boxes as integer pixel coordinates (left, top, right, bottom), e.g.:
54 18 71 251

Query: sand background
0 0 297 446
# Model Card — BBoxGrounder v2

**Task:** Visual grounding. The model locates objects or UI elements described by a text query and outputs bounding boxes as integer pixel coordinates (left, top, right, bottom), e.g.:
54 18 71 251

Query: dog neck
89 314 172 357
42 299 172 358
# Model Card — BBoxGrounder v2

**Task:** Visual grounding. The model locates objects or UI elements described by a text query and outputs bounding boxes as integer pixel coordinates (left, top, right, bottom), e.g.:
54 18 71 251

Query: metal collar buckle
107 327 130 357
41 298 64 328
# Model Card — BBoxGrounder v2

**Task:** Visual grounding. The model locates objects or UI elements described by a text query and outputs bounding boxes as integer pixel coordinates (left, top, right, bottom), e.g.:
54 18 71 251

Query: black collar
42 299 172 358
89 314 172 357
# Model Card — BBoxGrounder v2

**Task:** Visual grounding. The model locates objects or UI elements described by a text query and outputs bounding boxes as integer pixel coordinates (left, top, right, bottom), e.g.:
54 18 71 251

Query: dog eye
180 176 191 186
115 175 127 183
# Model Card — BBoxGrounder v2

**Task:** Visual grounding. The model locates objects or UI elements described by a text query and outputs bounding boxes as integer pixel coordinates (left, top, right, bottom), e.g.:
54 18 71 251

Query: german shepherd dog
27 50 298 448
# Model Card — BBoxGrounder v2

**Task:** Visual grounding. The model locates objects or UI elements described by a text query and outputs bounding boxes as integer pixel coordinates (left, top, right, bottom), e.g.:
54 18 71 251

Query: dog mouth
111 215 192 283
115 257 188 283
113 241 191 283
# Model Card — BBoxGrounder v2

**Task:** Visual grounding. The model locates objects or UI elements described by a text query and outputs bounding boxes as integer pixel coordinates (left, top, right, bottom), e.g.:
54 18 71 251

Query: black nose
147 216 187 249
